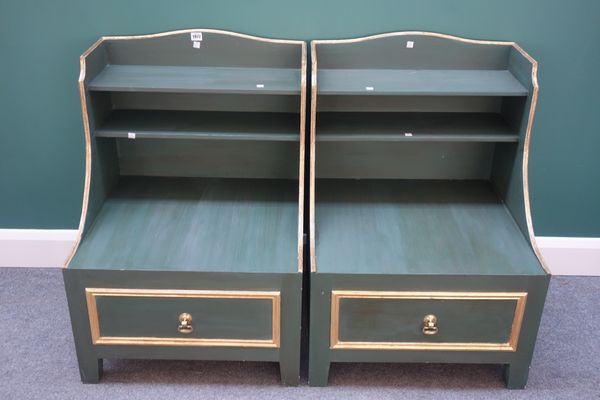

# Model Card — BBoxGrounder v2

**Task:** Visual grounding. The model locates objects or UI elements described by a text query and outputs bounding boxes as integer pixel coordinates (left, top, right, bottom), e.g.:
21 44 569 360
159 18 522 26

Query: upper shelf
317 69 528 96
88 65 301 95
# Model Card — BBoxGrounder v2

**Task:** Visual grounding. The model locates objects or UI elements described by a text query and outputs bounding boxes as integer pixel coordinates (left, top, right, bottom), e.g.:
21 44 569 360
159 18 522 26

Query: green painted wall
1 0 598 236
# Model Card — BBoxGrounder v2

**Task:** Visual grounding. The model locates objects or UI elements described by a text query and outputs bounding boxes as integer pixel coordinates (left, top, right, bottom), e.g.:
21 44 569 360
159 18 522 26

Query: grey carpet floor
0 268 598 399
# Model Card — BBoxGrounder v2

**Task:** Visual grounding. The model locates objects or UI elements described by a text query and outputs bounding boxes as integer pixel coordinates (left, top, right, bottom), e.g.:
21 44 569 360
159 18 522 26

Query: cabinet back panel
317 95 501 113
118 139 299 179
111 92 300 113
315 142 494 179
316 35 509 70
106 31 301 68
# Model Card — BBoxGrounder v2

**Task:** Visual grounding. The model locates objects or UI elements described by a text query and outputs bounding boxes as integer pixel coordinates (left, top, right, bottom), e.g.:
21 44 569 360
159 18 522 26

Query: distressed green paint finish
96 296 273 340
338 297 516 343
63 31 304 385
315 179 544 275
310 34 549 389
308 273 550 387
71 177 298 273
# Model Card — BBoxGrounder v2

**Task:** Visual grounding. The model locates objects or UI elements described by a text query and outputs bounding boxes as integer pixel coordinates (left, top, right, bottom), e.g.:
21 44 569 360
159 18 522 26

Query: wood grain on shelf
315 179 545 275
69 177 298 273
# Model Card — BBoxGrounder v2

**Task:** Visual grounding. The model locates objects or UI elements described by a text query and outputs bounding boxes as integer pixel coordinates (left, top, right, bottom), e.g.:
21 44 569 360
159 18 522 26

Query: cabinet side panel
492 48 536 249
80 44 120 236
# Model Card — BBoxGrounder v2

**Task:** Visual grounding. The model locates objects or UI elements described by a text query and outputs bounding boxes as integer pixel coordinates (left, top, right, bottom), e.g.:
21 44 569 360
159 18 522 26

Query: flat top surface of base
315 179 544 275
70 177 298 273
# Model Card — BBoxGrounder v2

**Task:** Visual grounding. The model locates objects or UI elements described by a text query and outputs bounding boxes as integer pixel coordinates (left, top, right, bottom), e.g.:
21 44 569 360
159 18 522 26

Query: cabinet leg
78 357 103 384
308 360 330 387
504 362 530 389
279 359 300 386
308 275 331 386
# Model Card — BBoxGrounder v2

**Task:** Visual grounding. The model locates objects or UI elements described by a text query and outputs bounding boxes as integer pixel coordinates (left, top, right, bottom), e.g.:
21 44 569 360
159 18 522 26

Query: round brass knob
178 313 193 334
422 314 438 335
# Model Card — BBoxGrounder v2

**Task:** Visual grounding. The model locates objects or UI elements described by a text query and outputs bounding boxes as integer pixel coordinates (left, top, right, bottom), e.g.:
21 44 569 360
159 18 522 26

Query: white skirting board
0 230 598 275
0 229 78 268
535 236 600 276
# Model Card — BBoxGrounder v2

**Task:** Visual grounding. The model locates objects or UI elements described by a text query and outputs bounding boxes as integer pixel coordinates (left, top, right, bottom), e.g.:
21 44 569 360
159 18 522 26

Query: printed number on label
190 32 203 41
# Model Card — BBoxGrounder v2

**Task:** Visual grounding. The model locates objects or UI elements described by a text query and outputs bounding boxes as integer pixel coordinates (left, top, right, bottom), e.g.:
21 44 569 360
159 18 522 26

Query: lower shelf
315 179 544 275
96 110 299 142
70 177 299 273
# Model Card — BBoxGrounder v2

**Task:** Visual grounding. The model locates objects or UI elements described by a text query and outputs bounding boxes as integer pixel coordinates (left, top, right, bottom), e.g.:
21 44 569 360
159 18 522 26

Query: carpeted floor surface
0 268 598 399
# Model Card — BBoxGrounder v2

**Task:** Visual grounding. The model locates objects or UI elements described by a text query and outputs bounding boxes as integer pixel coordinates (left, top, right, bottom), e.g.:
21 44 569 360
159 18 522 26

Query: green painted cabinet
308 32 549 389
63 29 306 385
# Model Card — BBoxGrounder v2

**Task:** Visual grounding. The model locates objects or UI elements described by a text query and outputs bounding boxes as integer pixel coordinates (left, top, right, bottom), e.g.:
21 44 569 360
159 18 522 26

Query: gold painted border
85 288 281 348
330 290 527 351
65 29 307 274
309 31 548 274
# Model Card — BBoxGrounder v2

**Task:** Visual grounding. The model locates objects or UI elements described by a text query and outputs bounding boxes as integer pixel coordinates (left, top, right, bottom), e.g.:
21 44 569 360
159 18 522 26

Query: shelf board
315 179 544 275
317 112 518 142
70 177 299 273
89 65 301 95
317 69 528 96
96 110 299 142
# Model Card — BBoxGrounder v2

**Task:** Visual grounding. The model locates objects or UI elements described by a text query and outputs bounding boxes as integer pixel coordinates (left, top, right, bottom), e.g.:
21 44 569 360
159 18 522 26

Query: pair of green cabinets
63 29 550 389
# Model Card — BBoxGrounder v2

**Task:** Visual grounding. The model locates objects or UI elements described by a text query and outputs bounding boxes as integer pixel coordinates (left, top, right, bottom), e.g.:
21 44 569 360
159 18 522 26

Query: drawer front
85 288 280 347
331 291 527 351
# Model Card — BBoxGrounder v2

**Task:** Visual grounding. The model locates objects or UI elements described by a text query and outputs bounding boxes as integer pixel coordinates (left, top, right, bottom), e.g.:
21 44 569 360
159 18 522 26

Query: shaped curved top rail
313 31 536 71
83 29 304 69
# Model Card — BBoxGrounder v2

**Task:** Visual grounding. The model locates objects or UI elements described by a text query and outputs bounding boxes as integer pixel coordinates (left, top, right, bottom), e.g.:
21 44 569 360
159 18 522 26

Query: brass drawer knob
422 314 438 335
178 313 193 334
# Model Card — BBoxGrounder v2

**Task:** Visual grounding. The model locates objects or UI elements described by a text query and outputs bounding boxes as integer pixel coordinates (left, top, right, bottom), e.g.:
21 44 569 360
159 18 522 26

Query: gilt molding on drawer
330 290 527 352
85 288 281 348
